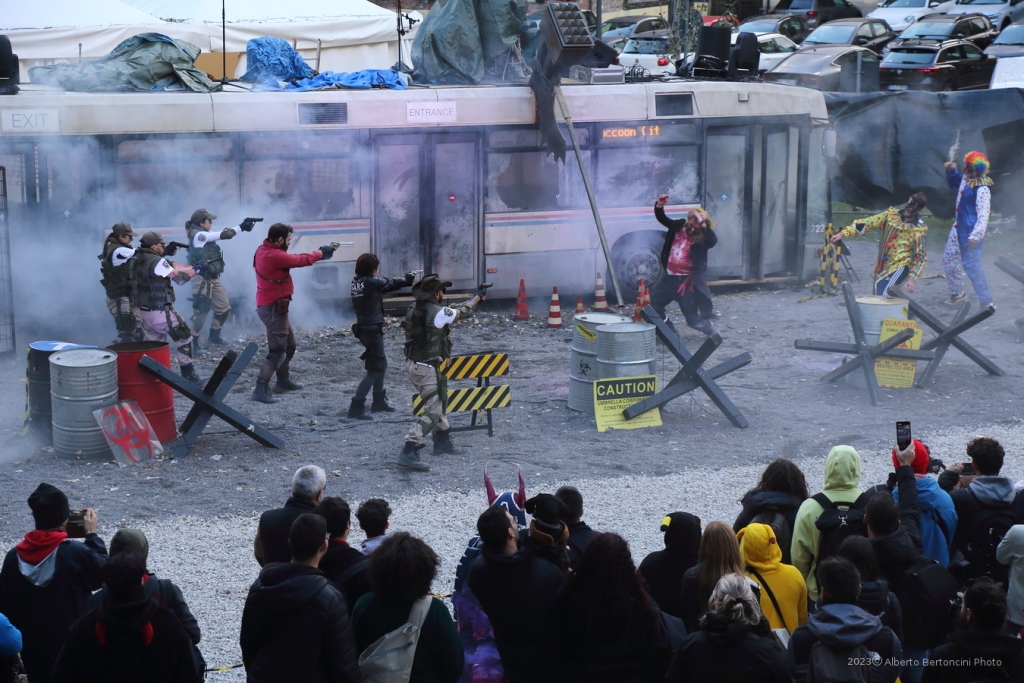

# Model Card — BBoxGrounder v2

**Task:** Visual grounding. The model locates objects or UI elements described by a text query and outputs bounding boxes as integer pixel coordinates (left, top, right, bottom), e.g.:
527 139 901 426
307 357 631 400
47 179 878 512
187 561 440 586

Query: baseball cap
140 231 165 248
190 208 217 224
111 222 136 237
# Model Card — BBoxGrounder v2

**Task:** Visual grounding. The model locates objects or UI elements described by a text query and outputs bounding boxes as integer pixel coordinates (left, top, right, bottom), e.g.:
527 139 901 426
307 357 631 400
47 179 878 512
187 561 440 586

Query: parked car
802 17 898 52
618 30 680 75
948 0 1024 30
599 15 667 46
736 31 802 70
740 14 812 43
991 53 1024 86
880 39 997 89
770 0 862 29
985 20 1024 55
868 0 958 32
886 13 1000 54
763 44 879 89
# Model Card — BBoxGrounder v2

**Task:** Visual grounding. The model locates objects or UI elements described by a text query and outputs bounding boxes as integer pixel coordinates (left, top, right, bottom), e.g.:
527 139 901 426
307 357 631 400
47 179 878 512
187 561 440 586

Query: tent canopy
121 0 398 23
2 0 164 30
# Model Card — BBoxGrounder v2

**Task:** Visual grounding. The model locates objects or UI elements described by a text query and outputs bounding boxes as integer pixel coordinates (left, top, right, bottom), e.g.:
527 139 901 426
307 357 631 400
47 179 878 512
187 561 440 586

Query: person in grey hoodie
788 557 902 683
997 524 1024 632
938 437 1019 584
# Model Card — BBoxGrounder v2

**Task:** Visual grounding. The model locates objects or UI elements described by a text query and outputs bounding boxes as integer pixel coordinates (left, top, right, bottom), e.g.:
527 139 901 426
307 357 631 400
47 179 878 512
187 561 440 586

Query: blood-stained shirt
666 231 695 276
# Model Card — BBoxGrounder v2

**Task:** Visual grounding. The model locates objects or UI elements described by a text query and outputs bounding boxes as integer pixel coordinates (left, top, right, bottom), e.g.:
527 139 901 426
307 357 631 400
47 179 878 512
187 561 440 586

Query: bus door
704 126 752 280
373 133 480 291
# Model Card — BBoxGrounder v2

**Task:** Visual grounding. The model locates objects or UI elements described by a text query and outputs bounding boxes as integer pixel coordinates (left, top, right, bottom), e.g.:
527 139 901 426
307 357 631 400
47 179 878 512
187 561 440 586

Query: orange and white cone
575 296 585 314
547 287 563 328
593 273 609 311
633 280 646 322
514 279 529 320
642 280 652 309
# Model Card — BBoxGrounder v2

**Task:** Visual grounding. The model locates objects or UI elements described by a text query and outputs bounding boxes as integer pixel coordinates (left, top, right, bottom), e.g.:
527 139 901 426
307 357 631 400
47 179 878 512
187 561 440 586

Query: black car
739 14 812 43
880 39 997 89
770 0 862 30
985 22 1024 58
763 44 879 90
886 13 1000 53
802 17 898 52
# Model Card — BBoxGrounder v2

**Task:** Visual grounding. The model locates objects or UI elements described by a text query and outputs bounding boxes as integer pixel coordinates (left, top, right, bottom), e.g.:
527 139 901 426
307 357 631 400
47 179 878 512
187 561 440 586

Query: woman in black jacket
552 533 671 683
680 521 750 634
667 573 790 683
733 458 808 565
838 536 904 643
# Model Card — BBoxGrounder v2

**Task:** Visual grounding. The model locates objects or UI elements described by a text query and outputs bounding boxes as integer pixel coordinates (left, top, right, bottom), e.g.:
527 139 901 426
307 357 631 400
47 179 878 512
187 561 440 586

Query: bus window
485 151 589 213
0 155 26 204
243 157 360 223
596 145 699 208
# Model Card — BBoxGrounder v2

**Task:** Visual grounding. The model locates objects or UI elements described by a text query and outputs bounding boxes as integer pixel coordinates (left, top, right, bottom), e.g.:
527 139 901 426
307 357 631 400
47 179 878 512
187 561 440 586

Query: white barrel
596 322 657 380
568 313 630 413
847 295 909 389
50 349 118 459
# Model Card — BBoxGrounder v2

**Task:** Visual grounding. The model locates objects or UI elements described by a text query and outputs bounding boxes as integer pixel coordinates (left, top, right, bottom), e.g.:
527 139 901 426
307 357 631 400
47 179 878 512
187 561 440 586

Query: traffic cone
547 287 563 328
514 279 529 320
575 296 585 314
642 281 652 309
593 273 609 311
633 280 646 322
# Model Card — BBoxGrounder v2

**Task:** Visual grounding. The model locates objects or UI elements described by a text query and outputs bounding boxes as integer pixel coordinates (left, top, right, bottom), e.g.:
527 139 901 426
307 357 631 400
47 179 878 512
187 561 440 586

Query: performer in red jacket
251 223 336 404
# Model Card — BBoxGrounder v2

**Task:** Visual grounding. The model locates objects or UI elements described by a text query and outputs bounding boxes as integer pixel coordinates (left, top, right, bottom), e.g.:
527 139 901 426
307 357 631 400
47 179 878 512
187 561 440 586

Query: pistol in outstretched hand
474 282 493 299
164 241 189 257
240 217 264 232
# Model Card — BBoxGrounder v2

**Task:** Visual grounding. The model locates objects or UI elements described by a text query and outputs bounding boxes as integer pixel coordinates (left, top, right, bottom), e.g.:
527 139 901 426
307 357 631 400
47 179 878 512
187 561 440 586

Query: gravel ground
0 224 1021 677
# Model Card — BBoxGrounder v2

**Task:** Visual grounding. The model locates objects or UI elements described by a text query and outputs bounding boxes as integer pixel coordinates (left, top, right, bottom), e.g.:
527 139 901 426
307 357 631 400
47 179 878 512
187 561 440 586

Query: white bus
0 80 831 303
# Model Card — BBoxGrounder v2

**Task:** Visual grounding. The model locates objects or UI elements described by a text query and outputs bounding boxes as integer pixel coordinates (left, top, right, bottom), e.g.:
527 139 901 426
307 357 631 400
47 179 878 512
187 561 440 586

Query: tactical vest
187 223 225 279
98 237 134 297
403 300 451 362
134 249 175 309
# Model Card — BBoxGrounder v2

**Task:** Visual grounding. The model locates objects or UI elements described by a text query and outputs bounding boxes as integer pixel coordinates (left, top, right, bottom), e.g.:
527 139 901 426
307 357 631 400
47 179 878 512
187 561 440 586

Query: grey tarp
411 0 524 84
28 33 218 92
824 90 1024 219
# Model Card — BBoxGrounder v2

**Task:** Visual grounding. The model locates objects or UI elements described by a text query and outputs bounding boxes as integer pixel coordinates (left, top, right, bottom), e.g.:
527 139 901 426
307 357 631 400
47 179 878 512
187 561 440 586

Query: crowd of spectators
1 436 1024 682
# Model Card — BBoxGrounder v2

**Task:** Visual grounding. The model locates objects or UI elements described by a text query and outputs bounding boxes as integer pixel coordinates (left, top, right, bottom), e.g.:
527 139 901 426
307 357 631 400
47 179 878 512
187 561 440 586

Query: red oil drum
107 342 177 443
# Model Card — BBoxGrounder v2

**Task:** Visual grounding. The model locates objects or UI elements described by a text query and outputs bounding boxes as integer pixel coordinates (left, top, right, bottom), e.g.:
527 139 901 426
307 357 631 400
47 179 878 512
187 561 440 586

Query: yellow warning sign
875 317 923 389
575 323 597 342
593 375 662 432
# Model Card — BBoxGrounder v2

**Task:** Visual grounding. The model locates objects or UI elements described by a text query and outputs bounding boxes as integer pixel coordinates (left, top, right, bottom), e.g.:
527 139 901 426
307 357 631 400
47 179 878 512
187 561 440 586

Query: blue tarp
240 37 314 83
253 69 408 91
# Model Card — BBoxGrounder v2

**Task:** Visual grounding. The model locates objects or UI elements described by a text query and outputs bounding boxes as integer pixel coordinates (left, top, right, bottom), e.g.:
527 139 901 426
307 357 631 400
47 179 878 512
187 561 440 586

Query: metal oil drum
50 348 118 459
26 341 94 444
847 295 909 389
596 322 657 380
568 312 630 413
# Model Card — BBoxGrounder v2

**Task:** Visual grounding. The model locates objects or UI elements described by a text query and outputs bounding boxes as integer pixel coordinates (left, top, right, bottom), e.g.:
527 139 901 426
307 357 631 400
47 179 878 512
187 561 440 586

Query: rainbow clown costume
943 151 994 308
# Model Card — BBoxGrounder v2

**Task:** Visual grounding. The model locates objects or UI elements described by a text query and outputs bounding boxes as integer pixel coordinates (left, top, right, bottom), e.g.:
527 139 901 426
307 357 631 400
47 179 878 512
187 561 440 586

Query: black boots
207 328 224 346
252 379 280 404
346 399 373 421
274 372 303 392
398 442 430 471
370 392 396 413
180 363 201 385
432 429 464 455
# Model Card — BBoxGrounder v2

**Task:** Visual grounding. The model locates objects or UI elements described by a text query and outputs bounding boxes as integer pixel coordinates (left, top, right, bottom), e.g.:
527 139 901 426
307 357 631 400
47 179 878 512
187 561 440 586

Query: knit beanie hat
891 438 930 475
524 493 566 537
28 483 70 530
110 529 149 563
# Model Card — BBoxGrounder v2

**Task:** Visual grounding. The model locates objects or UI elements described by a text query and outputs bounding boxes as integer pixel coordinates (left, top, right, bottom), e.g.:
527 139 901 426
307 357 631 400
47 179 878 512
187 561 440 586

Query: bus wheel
611 231 665 297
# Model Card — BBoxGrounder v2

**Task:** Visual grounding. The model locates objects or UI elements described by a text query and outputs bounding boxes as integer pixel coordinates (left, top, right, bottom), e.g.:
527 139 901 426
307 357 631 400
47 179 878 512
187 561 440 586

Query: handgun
240 217 264 232
329 242 355 249
475 282 493 298
164 241 189 257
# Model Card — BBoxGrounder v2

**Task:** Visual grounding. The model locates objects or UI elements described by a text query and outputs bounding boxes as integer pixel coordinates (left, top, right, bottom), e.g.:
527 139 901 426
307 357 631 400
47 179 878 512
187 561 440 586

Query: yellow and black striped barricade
412 353 510 437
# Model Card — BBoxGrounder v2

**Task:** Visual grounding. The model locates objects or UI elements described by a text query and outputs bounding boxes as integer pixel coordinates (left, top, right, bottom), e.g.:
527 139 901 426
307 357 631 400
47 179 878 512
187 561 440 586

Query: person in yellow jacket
738 523 807 634
791 445 864 604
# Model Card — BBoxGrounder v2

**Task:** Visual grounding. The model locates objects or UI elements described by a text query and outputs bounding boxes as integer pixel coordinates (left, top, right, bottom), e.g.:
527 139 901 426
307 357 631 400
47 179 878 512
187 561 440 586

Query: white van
991 54 1024 86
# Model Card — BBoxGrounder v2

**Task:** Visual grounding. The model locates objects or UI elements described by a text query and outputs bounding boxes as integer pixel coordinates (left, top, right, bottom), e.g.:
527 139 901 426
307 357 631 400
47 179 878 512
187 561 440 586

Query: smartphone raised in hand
896 421 912 451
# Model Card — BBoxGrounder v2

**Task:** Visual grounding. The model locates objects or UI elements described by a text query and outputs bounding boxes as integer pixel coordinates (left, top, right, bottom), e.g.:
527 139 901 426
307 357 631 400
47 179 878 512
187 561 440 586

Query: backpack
358 596 433 683
807 641 871 683
899 556 960 649
751 509 793 565
812 491 874 565
964 490 1015 583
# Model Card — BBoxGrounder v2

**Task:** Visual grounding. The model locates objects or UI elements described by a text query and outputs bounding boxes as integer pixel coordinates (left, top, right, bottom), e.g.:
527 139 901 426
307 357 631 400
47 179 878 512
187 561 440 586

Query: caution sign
593 375 662 433
875 318 923 388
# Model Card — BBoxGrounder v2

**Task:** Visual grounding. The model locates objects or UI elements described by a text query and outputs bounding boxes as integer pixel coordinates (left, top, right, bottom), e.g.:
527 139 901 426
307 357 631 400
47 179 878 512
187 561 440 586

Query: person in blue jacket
0 612 22 657
942 152 994 307
892 440 957 567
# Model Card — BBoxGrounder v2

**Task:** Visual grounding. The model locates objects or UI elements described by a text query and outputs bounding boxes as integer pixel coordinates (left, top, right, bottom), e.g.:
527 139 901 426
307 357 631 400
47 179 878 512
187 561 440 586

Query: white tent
3 0 212 81
120 0 418 76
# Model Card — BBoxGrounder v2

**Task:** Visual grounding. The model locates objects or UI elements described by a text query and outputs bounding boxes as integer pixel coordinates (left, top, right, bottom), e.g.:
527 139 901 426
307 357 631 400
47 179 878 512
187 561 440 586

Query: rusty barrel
26 341 94 444
108 342 177 443
50 348 119 459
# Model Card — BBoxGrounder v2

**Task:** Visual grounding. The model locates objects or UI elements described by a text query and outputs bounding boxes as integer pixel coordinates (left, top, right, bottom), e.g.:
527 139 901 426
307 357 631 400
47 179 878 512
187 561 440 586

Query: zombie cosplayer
943 152 994 307
452 468 528 683
98 221 143 343
185 209 258 351
399 274 486 471
832 193 928 297
347 252 415 420
251 223 336 404
132 232 202 384
651 195 719 336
